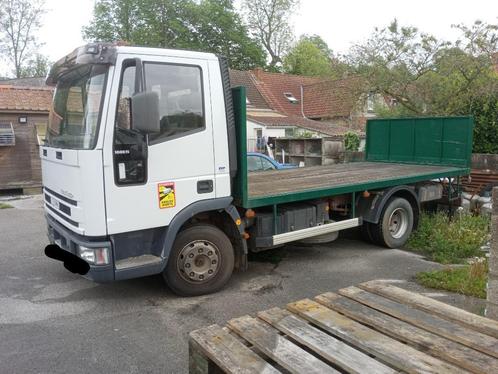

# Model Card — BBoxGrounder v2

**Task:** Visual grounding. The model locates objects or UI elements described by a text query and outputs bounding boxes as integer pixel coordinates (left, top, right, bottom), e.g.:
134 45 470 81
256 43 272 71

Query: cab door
102 54 215 235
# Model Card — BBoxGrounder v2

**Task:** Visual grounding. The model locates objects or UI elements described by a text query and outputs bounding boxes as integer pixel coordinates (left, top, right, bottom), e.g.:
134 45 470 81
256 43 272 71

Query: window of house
285 128 295 137
144 62 205 144
284 92 298 104
0 123 15 146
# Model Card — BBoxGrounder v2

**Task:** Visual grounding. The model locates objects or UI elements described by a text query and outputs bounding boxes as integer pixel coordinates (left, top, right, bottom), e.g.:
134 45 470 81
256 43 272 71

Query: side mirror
131 91 160 133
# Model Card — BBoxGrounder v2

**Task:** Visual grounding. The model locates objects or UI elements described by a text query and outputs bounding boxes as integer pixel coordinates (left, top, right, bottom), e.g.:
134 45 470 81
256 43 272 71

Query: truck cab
42 43 240 295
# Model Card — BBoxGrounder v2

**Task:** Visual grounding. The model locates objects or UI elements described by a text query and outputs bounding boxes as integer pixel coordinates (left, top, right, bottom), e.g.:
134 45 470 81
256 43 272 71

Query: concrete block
493 187 498 212
486 302 498 320
489 254 498 277
23 187 42 195
487 274 498 304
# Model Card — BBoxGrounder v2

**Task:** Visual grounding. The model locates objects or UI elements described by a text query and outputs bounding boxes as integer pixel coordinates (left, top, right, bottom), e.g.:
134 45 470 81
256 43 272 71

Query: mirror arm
134 58 143 94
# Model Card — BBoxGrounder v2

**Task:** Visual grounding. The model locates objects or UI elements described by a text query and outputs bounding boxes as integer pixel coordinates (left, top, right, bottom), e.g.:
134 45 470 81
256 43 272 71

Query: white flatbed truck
42 43 473 295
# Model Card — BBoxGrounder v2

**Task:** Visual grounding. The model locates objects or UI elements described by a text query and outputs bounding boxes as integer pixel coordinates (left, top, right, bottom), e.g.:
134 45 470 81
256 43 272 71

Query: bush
407 212 489 264
344 132 360 151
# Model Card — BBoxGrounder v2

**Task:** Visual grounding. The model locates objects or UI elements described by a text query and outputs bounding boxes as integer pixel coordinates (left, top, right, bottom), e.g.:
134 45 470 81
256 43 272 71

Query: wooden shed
0 85 53 193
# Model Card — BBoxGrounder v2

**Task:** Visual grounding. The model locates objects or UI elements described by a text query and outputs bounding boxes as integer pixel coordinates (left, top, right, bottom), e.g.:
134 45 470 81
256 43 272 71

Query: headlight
77 246 110 265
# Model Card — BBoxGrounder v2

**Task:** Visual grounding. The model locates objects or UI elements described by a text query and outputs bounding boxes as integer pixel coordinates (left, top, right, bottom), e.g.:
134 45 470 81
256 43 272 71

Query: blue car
247 152 297 172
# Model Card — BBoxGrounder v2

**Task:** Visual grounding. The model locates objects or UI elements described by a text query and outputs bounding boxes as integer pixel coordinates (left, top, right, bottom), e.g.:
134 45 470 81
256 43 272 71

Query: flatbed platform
246 162 467 207
189 280 498 373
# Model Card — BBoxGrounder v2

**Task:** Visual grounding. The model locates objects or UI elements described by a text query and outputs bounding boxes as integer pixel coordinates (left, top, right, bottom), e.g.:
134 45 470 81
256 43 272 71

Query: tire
163 224 234 296
360 222 375 244
371 197 414 248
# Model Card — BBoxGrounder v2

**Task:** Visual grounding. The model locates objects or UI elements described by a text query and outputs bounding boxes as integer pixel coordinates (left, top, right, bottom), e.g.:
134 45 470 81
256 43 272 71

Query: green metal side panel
231 86 248 207
365 116 474 168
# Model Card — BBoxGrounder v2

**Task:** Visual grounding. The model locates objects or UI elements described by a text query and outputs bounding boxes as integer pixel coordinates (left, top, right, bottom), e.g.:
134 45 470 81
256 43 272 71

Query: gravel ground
0 195 486 373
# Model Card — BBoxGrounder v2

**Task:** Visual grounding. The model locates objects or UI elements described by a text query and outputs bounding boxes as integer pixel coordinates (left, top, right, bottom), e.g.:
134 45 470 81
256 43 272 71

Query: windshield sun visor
46 43 117 86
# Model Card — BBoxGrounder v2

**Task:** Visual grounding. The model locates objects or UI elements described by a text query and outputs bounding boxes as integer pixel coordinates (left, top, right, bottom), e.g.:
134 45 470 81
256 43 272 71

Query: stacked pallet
190 280 498 373
461 170 498 195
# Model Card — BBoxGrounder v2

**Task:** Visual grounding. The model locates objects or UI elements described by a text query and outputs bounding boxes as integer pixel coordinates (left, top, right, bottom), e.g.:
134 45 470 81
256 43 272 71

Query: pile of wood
189 280 498 373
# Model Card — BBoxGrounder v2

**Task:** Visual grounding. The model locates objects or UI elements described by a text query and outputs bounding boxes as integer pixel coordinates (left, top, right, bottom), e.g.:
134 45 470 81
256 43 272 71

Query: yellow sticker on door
158 182 176 209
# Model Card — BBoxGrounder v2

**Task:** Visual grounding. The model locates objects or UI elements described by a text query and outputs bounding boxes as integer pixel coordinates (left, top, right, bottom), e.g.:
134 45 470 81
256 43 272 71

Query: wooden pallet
189 280 498 374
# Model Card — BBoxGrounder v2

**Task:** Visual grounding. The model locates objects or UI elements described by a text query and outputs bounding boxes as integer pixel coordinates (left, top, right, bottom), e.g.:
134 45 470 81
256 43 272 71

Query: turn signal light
77 246 110 265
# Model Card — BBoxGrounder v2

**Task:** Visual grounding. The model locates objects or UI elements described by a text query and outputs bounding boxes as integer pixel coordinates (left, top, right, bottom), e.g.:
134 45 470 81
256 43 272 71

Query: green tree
243 0 299 70
283 35 332 76
188 0 265 70
348 19 498 152
0 0 46 78
83 0 265 70
19 53 50 77
82 0 142 43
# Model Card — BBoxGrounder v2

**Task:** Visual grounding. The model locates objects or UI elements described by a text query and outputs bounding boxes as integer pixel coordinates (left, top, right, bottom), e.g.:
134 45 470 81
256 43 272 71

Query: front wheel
163 224 234 296
371 197 414 248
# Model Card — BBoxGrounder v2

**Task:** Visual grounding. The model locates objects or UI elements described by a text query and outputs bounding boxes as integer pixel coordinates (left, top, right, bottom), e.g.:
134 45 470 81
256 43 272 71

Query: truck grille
46 204 79 227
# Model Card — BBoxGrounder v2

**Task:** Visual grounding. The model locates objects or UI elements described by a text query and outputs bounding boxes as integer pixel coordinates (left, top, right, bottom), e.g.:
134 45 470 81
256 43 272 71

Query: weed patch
407 212 489 263
416 259 487 299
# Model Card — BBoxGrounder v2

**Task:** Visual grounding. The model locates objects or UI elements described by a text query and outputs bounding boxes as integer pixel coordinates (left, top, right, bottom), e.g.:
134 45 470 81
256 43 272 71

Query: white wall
247 120 288 152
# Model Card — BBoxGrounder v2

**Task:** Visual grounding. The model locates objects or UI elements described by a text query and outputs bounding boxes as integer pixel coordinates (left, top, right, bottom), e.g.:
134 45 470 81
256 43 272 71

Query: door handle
197 180 213 194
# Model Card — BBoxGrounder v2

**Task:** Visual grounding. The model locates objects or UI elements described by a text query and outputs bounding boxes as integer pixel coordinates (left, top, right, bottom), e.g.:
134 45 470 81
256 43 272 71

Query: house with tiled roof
302 77 376 129
0 85 53 191
229 69 366 153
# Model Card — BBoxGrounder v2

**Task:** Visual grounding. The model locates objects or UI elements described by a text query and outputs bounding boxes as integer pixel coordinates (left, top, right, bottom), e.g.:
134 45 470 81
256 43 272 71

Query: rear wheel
372 197 414 248
163 224 234 296
360 222 375 243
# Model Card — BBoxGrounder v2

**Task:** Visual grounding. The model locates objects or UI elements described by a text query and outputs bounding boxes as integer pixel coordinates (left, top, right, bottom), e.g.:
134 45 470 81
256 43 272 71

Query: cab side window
113 61 147 185
143 63 205 144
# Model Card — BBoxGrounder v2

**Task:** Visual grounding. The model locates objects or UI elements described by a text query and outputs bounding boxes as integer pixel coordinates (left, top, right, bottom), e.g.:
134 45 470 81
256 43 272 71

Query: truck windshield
46 64 108 149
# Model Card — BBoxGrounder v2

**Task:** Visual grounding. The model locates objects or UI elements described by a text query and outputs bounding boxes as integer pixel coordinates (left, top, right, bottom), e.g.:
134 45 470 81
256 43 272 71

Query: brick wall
0 112 47 190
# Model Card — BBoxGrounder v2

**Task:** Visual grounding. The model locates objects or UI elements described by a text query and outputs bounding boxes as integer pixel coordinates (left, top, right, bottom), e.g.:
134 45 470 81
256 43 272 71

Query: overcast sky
5 0 498 75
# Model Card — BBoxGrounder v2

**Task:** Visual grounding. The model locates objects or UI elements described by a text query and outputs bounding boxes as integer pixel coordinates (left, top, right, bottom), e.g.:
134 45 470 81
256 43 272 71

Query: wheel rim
388 208 409 239
177 240 220 283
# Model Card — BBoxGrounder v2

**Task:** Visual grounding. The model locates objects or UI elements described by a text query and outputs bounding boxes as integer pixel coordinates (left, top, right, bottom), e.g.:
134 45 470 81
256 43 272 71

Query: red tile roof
303 77 365 119
248 113 362 137
0 85 53 112
251 69 321 116
229 70 270 109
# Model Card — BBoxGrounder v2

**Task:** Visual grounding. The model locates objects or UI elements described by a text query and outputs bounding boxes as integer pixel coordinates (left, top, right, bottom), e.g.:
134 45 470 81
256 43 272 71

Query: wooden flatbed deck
248 162 464 201
189 280 498 373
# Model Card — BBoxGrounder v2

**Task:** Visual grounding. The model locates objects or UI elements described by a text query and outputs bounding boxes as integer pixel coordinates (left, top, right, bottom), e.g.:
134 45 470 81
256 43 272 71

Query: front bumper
46 213 114 282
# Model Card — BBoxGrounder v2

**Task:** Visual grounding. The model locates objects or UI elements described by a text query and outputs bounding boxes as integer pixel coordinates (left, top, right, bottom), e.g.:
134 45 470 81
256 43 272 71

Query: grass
0 202 13 209
416 259 488 299
409 211 490 298
407 212 489 264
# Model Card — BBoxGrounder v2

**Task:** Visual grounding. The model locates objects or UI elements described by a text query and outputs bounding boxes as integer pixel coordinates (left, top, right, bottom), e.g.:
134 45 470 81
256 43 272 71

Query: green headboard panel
366 116 474 168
